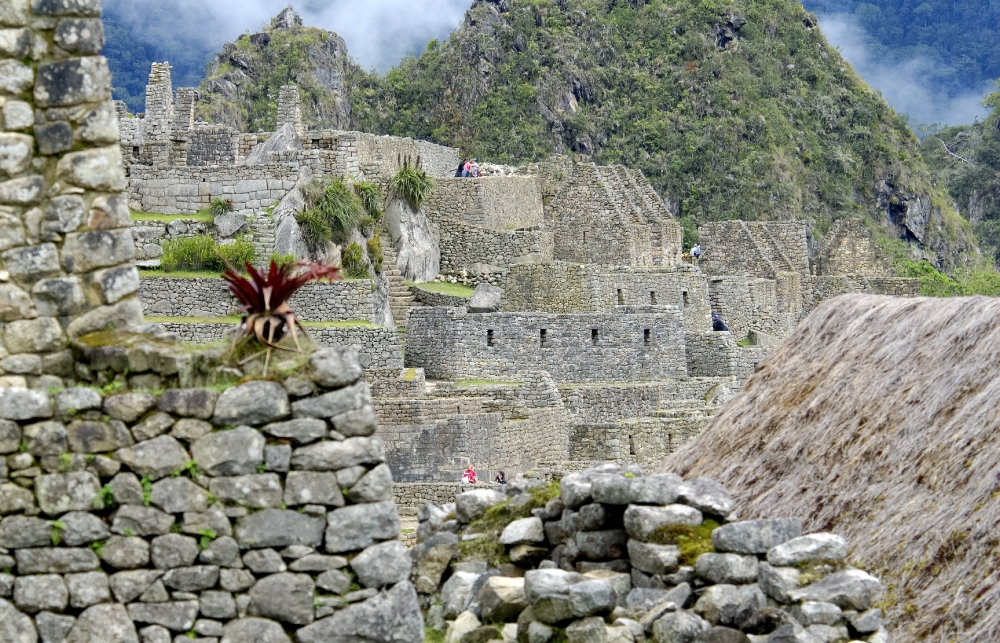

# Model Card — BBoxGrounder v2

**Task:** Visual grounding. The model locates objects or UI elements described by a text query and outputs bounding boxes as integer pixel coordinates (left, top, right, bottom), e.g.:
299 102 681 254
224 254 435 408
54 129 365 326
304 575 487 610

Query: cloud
817 13 991 127
105 0 470 73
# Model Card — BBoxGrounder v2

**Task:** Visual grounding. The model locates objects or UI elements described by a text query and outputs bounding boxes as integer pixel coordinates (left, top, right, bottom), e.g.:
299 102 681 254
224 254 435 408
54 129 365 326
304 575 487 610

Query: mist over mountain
801 0 999 127
103 0 468 114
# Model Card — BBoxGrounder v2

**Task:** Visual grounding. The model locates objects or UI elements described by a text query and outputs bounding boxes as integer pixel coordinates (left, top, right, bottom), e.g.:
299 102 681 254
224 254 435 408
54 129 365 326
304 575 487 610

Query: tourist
455 160 465 177
462 160 473 177
691 243 702 262
494 471 507 485
462 465 478 484
470 158 481 177
712 313 729 332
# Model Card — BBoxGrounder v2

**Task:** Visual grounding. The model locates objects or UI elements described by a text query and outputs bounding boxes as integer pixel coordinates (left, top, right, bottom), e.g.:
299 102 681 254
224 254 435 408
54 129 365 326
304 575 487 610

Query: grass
455 380 522 387
146 316 380 328
736 338 753 347
647 518 720 566
458 480 560 566
409 281 475 298
425 626 446 643
402 368 419 381
131 209 216 224
139 270 223 279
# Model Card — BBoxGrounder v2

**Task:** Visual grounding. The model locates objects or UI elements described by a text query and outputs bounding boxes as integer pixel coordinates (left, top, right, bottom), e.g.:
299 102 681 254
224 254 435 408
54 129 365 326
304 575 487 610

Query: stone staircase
248 212 276 259
381 243 419 326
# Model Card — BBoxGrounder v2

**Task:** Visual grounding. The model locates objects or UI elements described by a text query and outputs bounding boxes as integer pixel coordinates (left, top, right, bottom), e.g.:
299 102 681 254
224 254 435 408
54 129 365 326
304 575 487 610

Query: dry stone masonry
414 465 888 643
0 347 424 643
0 0 143 390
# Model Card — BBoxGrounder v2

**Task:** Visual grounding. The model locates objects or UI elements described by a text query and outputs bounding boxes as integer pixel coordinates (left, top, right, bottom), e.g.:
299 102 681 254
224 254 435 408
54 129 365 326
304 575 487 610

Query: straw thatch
660 294 1000 643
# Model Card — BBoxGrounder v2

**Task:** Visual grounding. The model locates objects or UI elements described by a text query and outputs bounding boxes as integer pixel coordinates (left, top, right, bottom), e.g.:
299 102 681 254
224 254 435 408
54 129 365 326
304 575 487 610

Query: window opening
644 329 651 344
583 231 587 243
487 329 495 346
591 329 599 346
629 435 636 456
650 291 657 305
540 329 548 347
616 289 624 305
682 291 690 307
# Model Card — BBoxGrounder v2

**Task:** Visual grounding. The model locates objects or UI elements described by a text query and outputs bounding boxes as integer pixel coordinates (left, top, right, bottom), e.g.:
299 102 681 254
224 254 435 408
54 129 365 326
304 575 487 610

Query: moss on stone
648 518 720 566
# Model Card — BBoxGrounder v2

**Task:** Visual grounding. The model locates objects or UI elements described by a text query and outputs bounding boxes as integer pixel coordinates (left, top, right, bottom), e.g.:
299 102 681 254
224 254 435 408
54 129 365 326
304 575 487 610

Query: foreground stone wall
0 347 423 643
405 307 688 383
140 278 384 323
156 323 404 370
0 0 144 390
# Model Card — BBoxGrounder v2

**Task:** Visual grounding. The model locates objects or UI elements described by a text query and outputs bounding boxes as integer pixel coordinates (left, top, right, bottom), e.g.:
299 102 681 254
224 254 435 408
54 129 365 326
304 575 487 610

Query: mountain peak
273 5 303 31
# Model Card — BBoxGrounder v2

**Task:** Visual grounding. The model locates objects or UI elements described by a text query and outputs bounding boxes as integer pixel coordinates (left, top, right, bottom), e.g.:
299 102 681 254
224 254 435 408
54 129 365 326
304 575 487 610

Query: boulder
126 601 199 632
59 511 111 546
591 475 635 506
191 427 265 476
566 616 607 643
209 474 283 508
248 572 315 625
412 531 459 593
442 571 480 619
712 519 802 555
0 387 52 420
787 569 881 611
757 562 800 603
324 501 400 553
15 549 99 574
478 576 527 622
628 540 680 575
104 393 157 423
469 283 503 313
848 608 882 634
262 418 327 445
623 505 703 541
695 553 759 585
235 509 325 549
456 489 507 523
568 579 617 617
149 477 208 514
283 471 343 507
108 570 162 604
576 529 629 560
220 618 291 643
0 596 37 643
114 436 189 480
295 580 423 643
290 436 385 471
37 612 76 643
692 584 766 628
310 346 364 389
445 611 481 643
13 574 68 613
111 505 174 537
149 534 199 570
500 517 545 546
156 389 217 420
64 603 137 643
350 540 412 588
788 601 842 627
651 610 710 643
162 565 219 592
241 123 303 166
100 537 151 570
560 473 593 509
677 478 733 518
34 471 101 515
694 627 750 643
212 381 290 426
383 197 440 283
767 534 848 567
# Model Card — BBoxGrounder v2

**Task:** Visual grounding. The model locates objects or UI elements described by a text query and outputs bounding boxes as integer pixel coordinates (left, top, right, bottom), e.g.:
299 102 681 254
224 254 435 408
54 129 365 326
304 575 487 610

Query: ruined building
118 63 917 507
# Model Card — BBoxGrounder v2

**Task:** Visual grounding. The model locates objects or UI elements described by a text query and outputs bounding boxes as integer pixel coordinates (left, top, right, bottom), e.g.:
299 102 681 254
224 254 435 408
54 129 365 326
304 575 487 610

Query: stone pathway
382 243 419 326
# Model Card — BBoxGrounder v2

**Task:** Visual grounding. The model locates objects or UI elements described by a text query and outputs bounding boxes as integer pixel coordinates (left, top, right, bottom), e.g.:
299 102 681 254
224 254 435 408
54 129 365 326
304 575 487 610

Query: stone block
0 60 32 94
235 509 325 550
2 243 59 283
32 277 87 317
34 57 111 108
93 264 140 304
35 121 74 156
324 501 400 553
191 427 264 476
15 548 100 574
283 471 343 507
35 471 101 515
61 228 136 273
53 17 103 53
0 133 32 176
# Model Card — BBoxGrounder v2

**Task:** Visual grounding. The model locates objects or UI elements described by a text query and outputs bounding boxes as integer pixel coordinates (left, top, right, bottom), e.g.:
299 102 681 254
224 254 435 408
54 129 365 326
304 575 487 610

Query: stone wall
0 0 143 391
810 275 919 302
502 263 712 332
698 220 809 279
569 414 708 473
139 278 384 323
0 349 424 643
684 331 738 378
157 323 404 370
422 177 543 231
813 218 892 276
439 222 554 274
354 132 459 182
185 126 240 168
392 482 502 509
128 165 301 215
405 307 688 383
558 377 735 424
411 287 469 308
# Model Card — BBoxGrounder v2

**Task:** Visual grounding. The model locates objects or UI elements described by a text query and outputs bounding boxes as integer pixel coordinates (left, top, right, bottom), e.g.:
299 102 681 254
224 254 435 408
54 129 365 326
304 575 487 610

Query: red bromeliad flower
222 260 341 373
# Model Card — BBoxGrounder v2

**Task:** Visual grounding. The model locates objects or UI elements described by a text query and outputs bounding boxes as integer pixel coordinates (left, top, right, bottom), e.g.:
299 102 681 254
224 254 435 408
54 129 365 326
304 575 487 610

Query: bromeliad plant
222 260 341 375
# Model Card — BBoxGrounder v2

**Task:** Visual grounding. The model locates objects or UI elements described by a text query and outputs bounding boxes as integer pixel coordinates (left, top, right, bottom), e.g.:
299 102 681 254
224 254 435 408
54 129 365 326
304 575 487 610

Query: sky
106 0 470 73
817 12 992 128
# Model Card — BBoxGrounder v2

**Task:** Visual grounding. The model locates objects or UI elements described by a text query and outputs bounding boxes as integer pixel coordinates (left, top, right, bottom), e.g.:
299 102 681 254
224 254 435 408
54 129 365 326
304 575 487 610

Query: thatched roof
661 294 1000 643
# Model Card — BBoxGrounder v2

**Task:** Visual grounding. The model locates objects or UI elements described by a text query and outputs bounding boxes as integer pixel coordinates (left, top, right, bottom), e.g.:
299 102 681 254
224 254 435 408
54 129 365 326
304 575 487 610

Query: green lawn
146 316 381 329
131 209 216 224
139 270 222 279
454 379 522 387
408 281 474 298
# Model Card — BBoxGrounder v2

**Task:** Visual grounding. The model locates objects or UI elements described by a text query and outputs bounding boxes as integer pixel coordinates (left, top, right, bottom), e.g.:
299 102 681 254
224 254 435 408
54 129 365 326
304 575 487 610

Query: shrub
210 198 234 216
358 214 377 237
299 178 364 248
367 233 384 273
295 209 332 252
161 235 257 273
341 242 368 279
353 181 384 220
390 164 434 211
269 252 297 269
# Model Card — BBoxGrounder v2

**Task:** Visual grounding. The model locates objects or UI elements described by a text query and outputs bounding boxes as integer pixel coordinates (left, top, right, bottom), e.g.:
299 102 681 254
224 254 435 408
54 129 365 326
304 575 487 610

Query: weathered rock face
419 464 887 643
0 347 420 642
384 197 441 283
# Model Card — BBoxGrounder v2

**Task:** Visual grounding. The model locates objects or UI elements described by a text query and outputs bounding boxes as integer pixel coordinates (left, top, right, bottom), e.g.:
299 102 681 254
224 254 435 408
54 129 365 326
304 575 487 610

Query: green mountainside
920 88 1000 265
193 1 978 271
